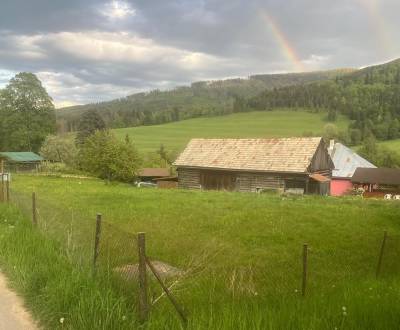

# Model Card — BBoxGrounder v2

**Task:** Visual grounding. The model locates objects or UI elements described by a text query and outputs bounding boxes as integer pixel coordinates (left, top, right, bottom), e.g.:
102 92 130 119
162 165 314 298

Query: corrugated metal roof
138 168 170 177
328 143 375 178
174 137 323 173
0 152 44 162
352 168 400 185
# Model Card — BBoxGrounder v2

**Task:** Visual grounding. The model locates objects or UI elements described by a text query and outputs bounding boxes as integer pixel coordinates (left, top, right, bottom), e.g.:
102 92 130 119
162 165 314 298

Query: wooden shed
155 176 178 189
138 168 170 182
173 137 334 195
0 152 43 172
351 167 400 197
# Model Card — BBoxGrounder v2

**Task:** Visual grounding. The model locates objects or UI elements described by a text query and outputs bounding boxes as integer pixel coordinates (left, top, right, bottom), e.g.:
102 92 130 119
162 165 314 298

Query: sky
0 0 399 108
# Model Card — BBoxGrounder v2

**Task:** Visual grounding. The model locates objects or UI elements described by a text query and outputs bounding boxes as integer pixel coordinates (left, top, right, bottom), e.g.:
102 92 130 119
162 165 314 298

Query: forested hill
249 58 400 145
56 68 353 132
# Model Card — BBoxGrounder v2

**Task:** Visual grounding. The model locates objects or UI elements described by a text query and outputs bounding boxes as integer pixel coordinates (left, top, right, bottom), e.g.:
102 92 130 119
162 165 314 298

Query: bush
40 135 78 167
78 130 141 182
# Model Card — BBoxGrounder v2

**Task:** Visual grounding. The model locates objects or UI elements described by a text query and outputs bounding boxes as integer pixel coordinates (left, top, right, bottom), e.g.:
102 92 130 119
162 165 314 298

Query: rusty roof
138 168 170 177
309 173 330 182
351 168 400 185
174 137 324 173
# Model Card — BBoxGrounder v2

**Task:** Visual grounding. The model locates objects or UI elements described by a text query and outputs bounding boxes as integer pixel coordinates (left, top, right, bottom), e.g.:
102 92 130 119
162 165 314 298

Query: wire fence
1 176 400 325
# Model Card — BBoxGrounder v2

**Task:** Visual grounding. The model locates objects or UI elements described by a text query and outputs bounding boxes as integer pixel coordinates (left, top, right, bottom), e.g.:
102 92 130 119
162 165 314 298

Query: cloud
0 0 399 106
99 1 136 20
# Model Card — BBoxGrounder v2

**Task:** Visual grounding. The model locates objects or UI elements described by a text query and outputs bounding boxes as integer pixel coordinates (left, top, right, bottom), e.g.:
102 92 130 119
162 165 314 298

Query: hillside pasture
379 139 400 153
113 109 349 153
7 174 400 329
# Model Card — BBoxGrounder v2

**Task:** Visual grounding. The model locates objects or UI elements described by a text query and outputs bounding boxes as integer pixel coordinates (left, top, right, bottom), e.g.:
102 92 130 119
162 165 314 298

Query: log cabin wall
177 167 310 193
177 168 201 189
236 172 284 192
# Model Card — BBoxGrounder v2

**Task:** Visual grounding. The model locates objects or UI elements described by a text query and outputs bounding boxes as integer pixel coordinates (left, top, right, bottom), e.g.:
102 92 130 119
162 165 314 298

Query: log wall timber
236 172 284 192
177 168 201 189
177 168 320 193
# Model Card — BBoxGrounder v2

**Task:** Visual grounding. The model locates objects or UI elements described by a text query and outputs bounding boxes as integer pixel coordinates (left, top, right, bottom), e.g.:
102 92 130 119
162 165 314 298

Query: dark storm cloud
0 0 399 106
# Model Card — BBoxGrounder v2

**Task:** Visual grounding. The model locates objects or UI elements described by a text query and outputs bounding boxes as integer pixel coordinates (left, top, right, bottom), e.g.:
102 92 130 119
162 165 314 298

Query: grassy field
4 174 400 329
379 139 400 153
113 110 350 153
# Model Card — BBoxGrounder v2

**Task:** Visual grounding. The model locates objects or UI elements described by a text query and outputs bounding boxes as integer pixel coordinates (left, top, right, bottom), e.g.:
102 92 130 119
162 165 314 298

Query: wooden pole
302 243 308 296
6 174 9 203
93 214 102 274
32 192 37 225
376 231 388 278
138 232 149 323
0 173 4 203
0 161 4 203
146 257 187 325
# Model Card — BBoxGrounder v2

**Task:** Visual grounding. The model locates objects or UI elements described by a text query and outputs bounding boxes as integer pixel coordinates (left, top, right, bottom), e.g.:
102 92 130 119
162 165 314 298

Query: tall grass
0 204 137 329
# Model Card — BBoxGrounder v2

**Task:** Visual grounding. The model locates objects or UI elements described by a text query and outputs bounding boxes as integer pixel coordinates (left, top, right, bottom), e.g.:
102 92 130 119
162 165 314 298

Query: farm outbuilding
174 137 334 195
138 168 170 182
0 152 44 172
352 167 400 197
155 176 178 189
328 140 376 196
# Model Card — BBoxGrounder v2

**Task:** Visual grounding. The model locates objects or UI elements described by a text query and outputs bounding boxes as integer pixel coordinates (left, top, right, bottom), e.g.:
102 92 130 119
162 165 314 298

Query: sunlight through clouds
100 0 136 20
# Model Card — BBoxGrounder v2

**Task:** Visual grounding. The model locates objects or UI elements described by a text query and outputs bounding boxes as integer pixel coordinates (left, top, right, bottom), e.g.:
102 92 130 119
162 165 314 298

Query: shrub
78 130 141 182
40 135 78 167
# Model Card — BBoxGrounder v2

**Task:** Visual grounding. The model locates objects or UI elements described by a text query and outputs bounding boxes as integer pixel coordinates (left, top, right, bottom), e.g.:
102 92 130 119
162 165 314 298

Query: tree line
56 69 351 132
247 59 400 146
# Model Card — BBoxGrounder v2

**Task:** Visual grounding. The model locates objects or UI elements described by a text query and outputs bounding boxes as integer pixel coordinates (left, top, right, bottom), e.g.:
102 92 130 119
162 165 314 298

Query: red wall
331 179 353 196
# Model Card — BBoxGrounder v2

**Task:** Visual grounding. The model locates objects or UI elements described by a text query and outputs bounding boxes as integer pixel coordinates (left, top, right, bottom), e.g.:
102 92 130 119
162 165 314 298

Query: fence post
145 257 187 326
0 173 4 203
6 174 9 203
138 232 149 323
376 230 387 278
32 192 37 225
93 213 102 274
302 243 308 297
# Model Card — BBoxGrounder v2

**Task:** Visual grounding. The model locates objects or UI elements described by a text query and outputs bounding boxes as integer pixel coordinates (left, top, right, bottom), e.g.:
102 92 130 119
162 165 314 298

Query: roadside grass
0 204 137 329
112 109 350 153
4 174 400 329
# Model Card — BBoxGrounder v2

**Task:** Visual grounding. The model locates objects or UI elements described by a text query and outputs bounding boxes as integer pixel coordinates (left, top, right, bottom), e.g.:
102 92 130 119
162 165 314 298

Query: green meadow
1 174 399 329
113 110 350 153
378 139 400 153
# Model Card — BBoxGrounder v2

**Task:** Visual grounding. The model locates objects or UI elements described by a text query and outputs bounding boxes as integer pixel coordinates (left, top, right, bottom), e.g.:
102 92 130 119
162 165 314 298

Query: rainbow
260 12 305 72
356 0 394 56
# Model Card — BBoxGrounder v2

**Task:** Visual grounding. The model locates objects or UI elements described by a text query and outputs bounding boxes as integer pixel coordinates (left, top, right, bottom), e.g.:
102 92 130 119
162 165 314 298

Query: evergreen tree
75 110 106 145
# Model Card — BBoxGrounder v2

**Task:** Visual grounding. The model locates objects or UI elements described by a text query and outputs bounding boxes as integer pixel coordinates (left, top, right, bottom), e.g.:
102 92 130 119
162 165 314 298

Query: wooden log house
173 137 334 195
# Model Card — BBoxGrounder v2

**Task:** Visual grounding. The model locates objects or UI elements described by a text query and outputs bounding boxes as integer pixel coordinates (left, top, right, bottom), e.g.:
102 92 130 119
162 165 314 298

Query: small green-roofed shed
0 152 44 162
0 152 44 172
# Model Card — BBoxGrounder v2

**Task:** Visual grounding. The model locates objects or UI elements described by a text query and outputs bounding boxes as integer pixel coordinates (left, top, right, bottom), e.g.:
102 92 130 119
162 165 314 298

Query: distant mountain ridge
248 58 400 145
250 68 355 88
56 68 355 132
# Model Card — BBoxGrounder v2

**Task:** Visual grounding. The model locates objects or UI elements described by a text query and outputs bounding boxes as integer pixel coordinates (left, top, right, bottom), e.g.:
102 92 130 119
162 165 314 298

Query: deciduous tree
0 72 56 152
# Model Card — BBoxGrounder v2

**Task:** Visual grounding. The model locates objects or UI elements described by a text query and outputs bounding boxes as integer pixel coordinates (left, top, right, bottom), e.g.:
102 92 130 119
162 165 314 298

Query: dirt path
0 271 38 330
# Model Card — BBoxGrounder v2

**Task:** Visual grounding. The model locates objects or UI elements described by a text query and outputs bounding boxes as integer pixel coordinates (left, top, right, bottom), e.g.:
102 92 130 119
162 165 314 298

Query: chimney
329 139 335 151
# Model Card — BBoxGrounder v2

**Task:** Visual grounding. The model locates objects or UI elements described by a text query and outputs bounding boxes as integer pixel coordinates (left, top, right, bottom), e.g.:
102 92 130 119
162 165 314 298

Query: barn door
200 170 237 191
